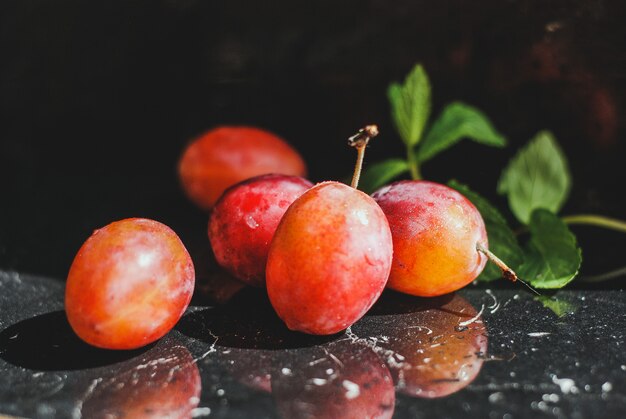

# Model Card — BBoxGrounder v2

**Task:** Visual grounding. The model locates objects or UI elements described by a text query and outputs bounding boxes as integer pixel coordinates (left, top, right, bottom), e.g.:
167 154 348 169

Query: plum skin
65 218 195 350
372 180 488 297
178 126 307 209
266 181 393 335
208 174 313 287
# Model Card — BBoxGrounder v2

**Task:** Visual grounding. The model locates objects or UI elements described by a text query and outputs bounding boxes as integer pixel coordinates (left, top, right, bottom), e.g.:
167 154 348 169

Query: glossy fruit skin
209 174 313 287
266 181 393 335
65 218 195 350
178 126 307 209
372 180 487 297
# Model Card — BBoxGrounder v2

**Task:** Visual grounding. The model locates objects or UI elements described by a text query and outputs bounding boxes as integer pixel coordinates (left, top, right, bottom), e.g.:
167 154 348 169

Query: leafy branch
362 63 626 289
361 64 506 193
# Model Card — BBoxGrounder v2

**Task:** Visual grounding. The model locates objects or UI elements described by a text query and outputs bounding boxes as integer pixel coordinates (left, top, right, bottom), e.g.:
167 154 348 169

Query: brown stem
348 125 379 189
476 242 518 282
476 242 541 295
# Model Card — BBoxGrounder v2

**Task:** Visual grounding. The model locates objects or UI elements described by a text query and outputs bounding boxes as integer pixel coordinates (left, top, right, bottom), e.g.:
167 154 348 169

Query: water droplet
488 392 504 403
245 215 259 229
354 209 369 225
342 380 360 399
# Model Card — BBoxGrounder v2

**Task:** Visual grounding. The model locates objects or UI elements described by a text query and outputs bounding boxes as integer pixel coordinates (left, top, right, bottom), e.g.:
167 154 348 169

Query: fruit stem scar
349 125 379 189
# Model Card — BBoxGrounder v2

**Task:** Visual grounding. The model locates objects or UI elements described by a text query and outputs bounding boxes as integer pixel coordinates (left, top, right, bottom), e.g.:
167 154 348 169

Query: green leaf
448 180 524 282
417 102 507 163
387 64 431 147
359 159 410 194
534 295 577 317
519 209 582 289
498 131 571 224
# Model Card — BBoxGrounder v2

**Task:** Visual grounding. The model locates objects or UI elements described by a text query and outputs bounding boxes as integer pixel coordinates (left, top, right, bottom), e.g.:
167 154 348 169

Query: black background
1 0 625 281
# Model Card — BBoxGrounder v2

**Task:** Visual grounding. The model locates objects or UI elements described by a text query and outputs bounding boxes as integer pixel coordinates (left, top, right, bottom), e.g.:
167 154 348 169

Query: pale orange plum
178 126 307 209
65 218 195 349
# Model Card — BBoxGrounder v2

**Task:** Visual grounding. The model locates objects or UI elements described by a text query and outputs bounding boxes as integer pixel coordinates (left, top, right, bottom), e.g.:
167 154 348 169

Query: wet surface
1 270 625 418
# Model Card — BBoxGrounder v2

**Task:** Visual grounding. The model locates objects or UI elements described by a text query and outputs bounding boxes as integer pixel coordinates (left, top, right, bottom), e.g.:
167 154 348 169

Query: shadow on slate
0 311 149 371
368 288 456 316
177 287 338 350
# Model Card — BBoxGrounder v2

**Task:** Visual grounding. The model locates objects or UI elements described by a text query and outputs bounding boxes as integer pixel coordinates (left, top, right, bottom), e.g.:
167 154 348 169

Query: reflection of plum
82 341 201 418
272 340 395 419
218 347 274 393
352 293 487 399
177 288 335 394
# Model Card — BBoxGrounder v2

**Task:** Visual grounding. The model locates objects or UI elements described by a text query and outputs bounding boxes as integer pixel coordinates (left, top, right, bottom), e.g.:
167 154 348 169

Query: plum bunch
191 125 495 335
65 124 502 351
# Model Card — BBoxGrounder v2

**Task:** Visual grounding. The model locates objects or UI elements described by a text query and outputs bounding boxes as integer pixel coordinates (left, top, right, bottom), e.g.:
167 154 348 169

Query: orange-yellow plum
372 181 488 297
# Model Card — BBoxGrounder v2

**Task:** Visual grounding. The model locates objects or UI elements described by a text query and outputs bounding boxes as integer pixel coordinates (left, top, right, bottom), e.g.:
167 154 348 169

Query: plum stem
476 242 541 295
476 242 518 281
349 125 379 189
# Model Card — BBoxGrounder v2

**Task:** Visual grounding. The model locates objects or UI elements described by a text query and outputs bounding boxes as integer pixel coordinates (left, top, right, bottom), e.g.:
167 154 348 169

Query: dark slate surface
1 270 624 418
